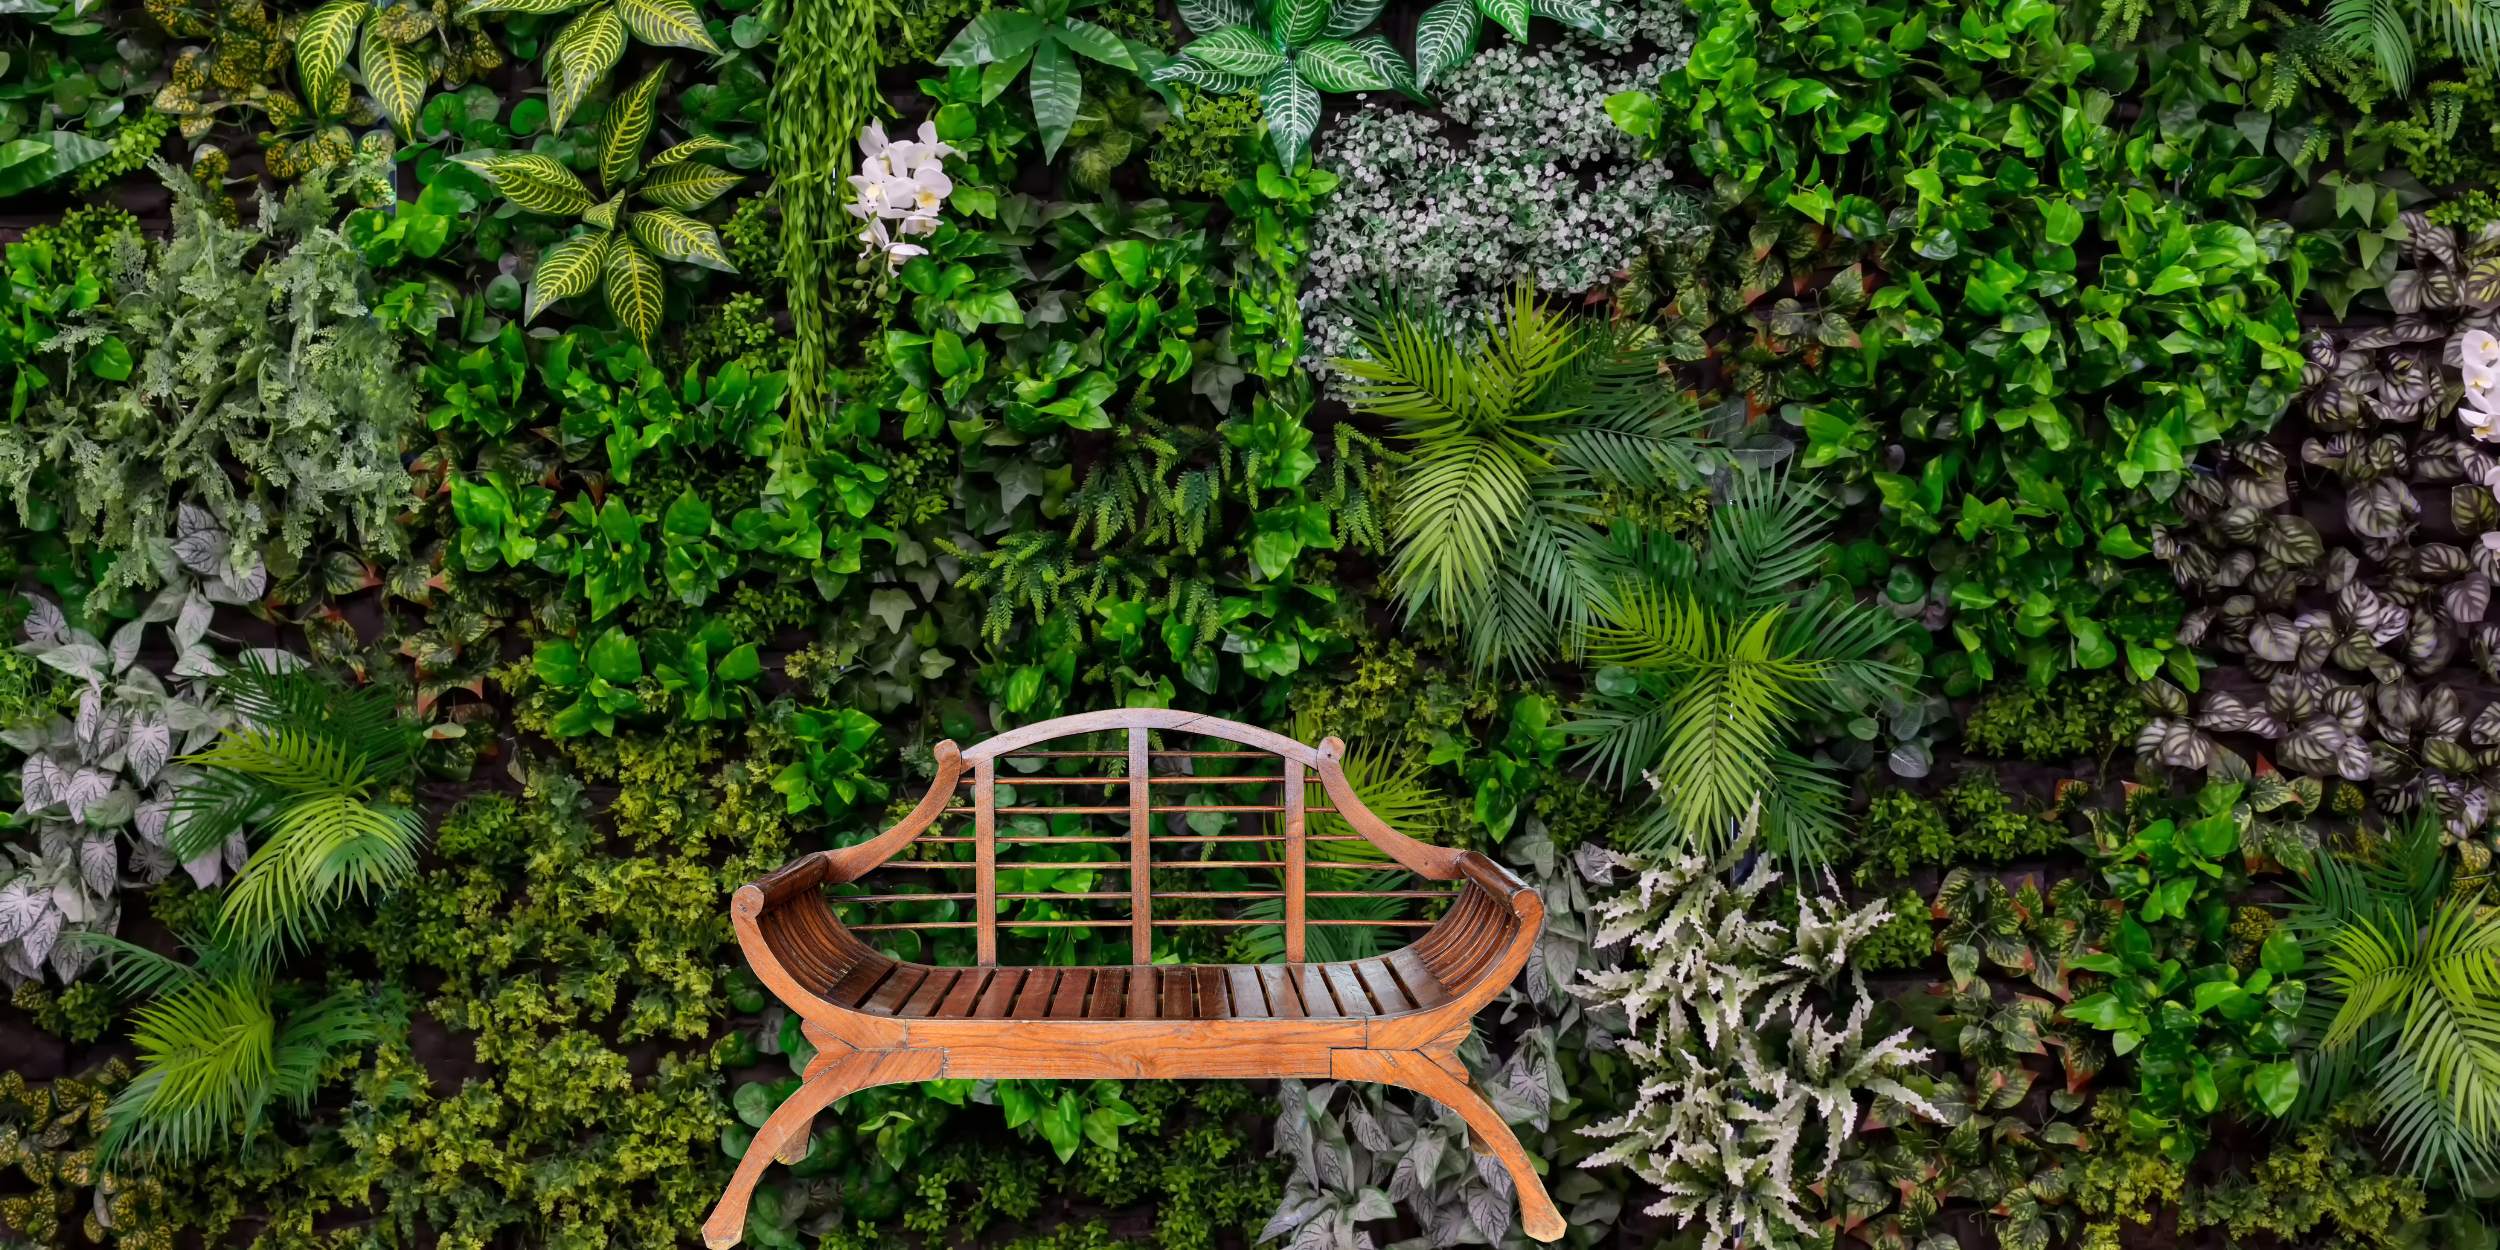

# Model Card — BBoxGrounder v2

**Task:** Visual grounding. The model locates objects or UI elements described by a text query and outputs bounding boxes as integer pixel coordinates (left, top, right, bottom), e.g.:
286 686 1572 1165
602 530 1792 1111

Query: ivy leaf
1027 37 1082 160
526 232 611 320
458 152 597 216
1412 0 1479 88
616 0 719 51
295 0 369 108
1260 63 1319 170
359 22 429 137
602 66 666 192
630 207 735 272
546 2 627 133
603 237 666 343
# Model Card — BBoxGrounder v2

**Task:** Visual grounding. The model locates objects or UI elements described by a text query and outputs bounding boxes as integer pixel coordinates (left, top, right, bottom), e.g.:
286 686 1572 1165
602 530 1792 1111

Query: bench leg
702 1048 945 1250
1334 1049 1565 1242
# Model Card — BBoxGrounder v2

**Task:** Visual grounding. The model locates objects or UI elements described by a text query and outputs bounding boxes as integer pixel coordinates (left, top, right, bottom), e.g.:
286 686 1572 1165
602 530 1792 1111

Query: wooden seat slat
898 969 960 1018
1088 970 1127 1018
936 968 993 1017
1195 966 1229 1018
1387 949 1453 1009
1324 964 1372 1015
1010 969 1061 1018
1257 964 1303 1019
865 966 930 1015
1294 964 1341 1017
1048 969 1095 1018
1354 959 1413 1015
1127 966 1158 1020
826 959 894 1009
973 968 1025 1018
1226 965 1270 1019
1161 968 1195 1019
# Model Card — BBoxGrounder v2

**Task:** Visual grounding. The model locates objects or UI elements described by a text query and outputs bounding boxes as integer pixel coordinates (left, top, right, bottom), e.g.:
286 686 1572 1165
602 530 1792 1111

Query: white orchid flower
2462 329 2500 441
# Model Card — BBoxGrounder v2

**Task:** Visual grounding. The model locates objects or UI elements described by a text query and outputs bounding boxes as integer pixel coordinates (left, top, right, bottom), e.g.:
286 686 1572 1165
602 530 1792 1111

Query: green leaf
1530 0 1616 38
648 136 735 168
637 160 741 210
1275 0 1330 43
295 0 369 109
716 642 762 683
525 232 610 320
1412 0 1479 87
1027 36 1082 160
603 237 666 343
937 10 1046 65
358 24 429 136
2250 1060 2300 1117
1484 0 1533 38
545 2 627 133
601 66 666 192
459 152 598 216
1180 24 1288 76
1295 39 1393 91
1176 0 1255 34
1259 63 1319 170
615 0 719 50
1322 0 1387 37
629 207 735 271
464 0 595 11
1054 17 1136 68
2259 929 2303 975
1340 33 1417 96
587 627 642 684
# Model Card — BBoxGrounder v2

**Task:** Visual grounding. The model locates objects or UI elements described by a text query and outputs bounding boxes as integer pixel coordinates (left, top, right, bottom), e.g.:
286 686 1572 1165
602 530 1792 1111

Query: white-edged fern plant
2284 814 2500 1181
1331 281 1711 674
1564 469 1908 863
168 655 428 962
74 930 372 1165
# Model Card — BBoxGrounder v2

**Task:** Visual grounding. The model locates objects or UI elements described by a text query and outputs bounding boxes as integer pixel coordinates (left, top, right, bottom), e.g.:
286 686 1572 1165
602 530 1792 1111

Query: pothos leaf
527 231 611 320
615 0 720 51
1027 36 1082 161
1260 62 1319 169
359 21 429 136
294 0 368 109
459 152 597 216
1412 0 1480 88
637 160 741 210
629 206 735 272
603 237 665 343
1274 0 1331 43
1295 38 1393 91
602 66 666 192
545 1 627 133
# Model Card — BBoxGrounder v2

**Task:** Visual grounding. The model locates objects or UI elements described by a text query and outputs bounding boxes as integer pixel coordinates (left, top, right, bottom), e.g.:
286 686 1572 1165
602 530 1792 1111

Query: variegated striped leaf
1412 0 1479 88
615 0 719 51
584 193 623 230
464 0 593 12
1028 37 1081 160
1176 24 1286 77
1274 0 1330 44
1174 0 1253 36
1260 63 1318 170
1341 33 1417 97
1530 0 1616 38
602 66 666 192
1147 59 1260 93
637 160 740 210
295 0 369 109
1485 0 1532 38
459 152 597 215
359 23 429 136
1321 0 1385 38
648 135 735 168
545 2 626 133
630 207 735 271
526 231 610 321
1294 39 1392 91
603 237 665 342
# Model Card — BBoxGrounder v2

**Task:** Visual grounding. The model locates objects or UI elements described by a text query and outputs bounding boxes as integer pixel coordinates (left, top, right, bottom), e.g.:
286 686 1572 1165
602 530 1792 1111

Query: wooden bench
702 710 1559 1246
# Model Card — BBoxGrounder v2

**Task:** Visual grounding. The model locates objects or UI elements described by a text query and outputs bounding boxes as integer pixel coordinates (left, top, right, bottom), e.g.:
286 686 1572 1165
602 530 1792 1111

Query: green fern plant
2285 814 2500 1181
2326 0 2500 92
75 933 372 1165
1331 282 1709 673
1565 470 1908 863
168 657 427 960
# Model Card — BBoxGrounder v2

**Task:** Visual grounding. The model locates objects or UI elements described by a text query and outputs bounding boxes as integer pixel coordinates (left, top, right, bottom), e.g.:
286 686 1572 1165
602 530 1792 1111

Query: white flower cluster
2462 328 2500 440
848 120 957 270
1301 22 1706 365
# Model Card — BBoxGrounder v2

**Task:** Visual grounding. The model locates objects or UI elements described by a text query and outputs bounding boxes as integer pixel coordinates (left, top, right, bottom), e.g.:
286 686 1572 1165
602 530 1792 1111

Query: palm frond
1701 467 1843 610
216 795 427 957
99 970 372 1166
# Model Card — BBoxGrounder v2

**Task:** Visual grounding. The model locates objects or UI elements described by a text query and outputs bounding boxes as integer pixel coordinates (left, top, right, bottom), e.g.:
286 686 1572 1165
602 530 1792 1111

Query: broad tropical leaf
545 1 627 132
294 0 368 109
459 152 597 215
602 66 666 192
1054 16 1137 67
1260 63 1320 171
1342 32 1417 97
615 0 719 50
1323 0 1388 38
1175 0 1254 34
604 237 665 342
358 22 429 136
463 0 594 11
1179 24 1289 76
1531 0 1617 38
1027 36 1082 159
649 135 735 168
936 8 1047 64
1149 59 1261 93
1274 0 1331 43
526 231 611 320
1413 0 1480 87
637 160 740 210
629 206 735 271
1484 0 1533 37
1295 39 1394 91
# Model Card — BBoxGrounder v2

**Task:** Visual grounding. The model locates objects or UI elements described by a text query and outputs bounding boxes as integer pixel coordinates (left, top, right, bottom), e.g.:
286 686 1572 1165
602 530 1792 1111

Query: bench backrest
841 710 1462 966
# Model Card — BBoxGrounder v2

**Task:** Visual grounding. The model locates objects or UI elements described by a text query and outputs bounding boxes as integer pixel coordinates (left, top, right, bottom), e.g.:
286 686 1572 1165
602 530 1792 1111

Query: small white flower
2463 329 2500 441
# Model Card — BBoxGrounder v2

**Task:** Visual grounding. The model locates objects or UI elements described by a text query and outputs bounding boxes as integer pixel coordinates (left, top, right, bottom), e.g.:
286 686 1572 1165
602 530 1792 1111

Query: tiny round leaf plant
458 68 740 342
1151 0 1416 170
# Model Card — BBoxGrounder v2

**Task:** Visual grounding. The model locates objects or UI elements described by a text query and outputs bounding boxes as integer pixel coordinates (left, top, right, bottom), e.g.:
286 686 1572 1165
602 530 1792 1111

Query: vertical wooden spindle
975 756 996 965
1284 757 1306 963
1128 728 1152 964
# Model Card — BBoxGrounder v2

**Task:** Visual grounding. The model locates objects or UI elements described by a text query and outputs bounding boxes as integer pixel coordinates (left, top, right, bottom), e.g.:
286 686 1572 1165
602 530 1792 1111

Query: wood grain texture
1129 727 1152 963
1284 757 1306 962
974 756 997 965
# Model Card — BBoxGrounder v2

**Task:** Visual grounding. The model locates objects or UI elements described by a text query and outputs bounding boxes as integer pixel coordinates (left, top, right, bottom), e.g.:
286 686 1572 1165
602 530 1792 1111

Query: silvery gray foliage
1572 811 1940 1250
1301 19 1706 368
1260 823 1618 1249
0 516 275 985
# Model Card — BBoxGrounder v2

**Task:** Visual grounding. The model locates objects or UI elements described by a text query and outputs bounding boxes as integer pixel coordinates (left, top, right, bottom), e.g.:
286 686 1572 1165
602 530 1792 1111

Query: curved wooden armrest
744 742 965 907
1452 851 1530 900
1312 737 1471 880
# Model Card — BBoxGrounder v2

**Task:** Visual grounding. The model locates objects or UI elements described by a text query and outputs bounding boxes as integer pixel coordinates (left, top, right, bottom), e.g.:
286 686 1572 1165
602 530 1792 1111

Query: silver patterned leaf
126 719 171 784
2346 477 2418 541
2449 573 2493 625
78 836 116 897
0 880 40 945
19 594 65 645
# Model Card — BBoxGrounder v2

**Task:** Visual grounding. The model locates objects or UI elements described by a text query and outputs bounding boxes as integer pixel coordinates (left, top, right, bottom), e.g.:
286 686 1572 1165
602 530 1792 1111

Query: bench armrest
1453 851 1530 900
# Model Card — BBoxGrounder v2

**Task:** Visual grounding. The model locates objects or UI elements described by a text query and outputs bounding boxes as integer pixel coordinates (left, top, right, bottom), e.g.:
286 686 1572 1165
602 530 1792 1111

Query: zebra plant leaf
526 232 611 321
1343 33 1419 98
601 67 666 193
1175 0 1254 34
1294 39 1393 92
649 135 736 168
1178 24 1289 76
637 160 740 210
1260 62 1319 170
614 0 719 50
358 22 429 136
465 0 594 11
1413 0 1480 88
630 207 736 272
294 0 368 108
1484 0 1532 38
459 153 597 216
603 238 665 343
545 2 626 132
1274 0 1331 43
1322 0 1387 38
1147 59 1261 93
1530 0 1617 38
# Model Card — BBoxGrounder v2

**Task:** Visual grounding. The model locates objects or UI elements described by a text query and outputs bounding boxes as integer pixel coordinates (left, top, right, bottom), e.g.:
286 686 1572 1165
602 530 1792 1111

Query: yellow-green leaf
629 206 734 272
295 0 369 109
527 231 610 321
457 152 596 216
603 237 665 342
464 0 594 13
637 160 740 210
584 194 624 229
647 135 733 168
615 0 720 51
545 2 625 133
359 22 429 136
601 66 665 193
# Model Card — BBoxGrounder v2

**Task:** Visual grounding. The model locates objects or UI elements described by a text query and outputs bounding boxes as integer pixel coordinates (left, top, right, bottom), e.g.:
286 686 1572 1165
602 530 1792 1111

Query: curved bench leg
1335 1049 1565 1242
702 1048 945 1250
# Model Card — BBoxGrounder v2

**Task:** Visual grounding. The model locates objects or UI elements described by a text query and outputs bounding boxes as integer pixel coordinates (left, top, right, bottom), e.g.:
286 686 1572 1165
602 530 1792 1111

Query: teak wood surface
702 710 1559 1247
